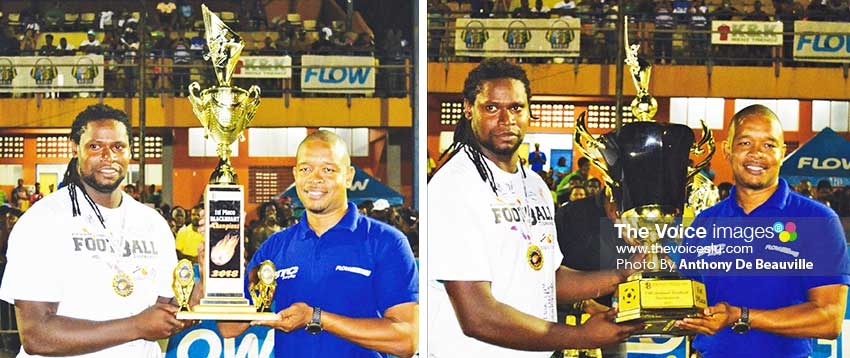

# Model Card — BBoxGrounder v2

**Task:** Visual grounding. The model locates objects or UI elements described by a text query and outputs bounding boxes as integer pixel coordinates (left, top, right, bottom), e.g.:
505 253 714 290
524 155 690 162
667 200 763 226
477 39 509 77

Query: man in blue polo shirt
218 130 419 358
675 104 850 358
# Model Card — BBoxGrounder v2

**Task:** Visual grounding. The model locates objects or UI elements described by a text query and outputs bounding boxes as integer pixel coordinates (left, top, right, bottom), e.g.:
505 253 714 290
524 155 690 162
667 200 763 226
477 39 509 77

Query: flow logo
773 221 798 243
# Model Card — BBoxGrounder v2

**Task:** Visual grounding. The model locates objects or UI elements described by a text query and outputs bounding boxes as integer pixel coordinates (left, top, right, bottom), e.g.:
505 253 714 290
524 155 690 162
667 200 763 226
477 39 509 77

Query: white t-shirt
428 147 561 358
0 185 177 358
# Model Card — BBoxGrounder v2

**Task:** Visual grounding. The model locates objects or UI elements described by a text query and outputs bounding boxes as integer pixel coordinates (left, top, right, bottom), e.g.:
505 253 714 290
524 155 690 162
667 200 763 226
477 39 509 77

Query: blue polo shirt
681 179 850 358
247 202 419 358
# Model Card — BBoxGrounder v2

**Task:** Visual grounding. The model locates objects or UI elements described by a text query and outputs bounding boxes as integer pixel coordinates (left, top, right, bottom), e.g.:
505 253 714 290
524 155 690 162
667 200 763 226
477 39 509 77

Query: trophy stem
210 143 238 185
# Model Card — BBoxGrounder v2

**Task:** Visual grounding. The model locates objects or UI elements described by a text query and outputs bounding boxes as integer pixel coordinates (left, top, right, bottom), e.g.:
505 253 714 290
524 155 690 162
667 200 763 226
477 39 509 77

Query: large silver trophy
174 5 277 321
573 19 717 336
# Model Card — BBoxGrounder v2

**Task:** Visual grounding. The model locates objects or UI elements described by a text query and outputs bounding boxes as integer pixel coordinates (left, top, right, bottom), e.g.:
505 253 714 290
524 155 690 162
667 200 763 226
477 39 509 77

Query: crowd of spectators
0 1 412 98
429 0 850 66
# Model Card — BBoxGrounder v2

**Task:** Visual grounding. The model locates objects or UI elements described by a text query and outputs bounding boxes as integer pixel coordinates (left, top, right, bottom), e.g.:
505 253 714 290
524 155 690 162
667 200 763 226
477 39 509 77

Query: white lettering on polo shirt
335 265 372 277
277 266 299 280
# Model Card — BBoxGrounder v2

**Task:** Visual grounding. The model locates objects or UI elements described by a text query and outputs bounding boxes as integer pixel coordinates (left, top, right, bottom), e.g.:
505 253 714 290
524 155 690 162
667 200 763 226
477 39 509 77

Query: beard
479 133 524 157
80 171 125 194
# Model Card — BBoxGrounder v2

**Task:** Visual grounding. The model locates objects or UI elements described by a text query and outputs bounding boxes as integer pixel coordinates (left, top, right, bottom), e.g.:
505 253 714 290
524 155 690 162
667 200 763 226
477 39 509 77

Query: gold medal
527 244 544 271
113 272 134 297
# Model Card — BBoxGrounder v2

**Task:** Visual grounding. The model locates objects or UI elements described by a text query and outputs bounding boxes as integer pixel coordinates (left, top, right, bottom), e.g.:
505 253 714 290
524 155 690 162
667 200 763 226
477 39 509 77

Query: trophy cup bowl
188 82 261 185
574 114 713 336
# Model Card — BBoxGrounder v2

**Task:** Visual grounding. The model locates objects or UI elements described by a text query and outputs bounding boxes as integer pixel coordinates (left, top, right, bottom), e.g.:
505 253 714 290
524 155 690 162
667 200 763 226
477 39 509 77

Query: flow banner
300 55 376 94
794 21 850 62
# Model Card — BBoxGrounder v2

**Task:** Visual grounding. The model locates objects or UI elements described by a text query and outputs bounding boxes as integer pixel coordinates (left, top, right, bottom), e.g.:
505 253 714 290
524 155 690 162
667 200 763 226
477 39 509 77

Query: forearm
17 308 140 356
556 267 623 303
750 301 845 339
451 295 589 351
322 307 418 358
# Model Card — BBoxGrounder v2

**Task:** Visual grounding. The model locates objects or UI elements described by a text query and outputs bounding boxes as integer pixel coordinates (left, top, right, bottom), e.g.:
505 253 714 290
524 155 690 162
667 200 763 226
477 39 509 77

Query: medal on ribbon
527 244 544 271
113 272 134 297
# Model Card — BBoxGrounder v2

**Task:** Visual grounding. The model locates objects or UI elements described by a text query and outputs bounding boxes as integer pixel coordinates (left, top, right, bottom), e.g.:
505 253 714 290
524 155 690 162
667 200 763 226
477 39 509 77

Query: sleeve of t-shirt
154 213 178 298
800 215 850 290
0 206 65 303
428 174 493 282
372 224 418 313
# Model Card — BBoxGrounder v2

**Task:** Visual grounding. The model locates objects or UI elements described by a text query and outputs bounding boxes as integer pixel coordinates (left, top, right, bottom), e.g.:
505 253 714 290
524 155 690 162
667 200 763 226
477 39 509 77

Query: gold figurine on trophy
175 4 276 321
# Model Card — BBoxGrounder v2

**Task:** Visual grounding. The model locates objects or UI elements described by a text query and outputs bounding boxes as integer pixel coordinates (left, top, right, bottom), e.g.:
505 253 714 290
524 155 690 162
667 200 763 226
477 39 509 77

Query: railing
427 13 850 70
0 49 413 99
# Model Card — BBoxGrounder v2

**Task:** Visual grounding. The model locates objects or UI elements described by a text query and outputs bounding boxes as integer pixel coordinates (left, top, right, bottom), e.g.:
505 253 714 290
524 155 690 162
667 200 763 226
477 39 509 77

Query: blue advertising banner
166 321 274 358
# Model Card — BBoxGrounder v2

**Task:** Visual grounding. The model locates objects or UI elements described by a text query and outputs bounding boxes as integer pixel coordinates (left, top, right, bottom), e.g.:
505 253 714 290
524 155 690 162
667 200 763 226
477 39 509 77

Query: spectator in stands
9 180 24 209
247 201 282 257
711 0 740 20
743 1 772 65
511 0 533 18
258 36 279 55
654 1 675 64
175 204 204 263
44 2 65 30
528 143 547 173
817 180 837 210
57 37 75 56
79 30 101 54
171 206 187 232
601 3 618 64
471 0 491 18
531 0 551 17
565 185 587 205
172 38 191 96
0 27 20 56
826 0 850 21
21 29 36 56
28 183 43 205
99 10 115 31
38 34 59 56
775 1 801 66
688 0 709 64
176 0 195 30
156 1 178 31
805 0 829 21
586 177 602 197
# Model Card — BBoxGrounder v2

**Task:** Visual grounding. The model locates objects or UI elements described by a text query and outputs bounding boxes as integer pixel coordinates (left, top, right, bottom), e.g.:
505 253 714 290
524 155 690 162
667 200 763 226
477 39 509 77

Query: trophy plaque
173 5 277 321
573 18 716 336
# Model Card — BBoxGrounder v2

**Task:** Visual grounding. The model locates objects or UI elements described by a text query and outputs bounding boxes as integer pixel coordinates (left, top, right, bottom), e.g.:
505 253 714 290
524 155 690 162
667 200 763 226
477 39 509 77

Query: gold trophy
572 18 716 336
173 5 277 321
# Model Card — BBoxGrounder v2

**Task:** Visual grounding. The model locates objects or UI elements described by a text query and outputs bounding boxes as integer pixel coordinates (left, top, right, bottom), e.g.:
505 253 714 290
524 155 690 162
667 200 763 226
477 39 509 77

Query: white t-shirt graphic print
429 148 561 358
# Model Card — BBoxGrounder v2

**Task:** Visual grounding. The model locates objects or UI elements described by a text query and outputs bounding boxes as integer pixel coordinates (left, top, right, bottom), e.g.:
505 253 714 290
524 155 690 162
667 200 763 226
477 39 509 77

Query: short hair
462 58 532 105
725 104 782 151
718 182 733 192
817 180 833 190
297 130 351 167
45 34 53 39
258 201 278 217
587 177 601 185
70 104 132 145
578 157 590 167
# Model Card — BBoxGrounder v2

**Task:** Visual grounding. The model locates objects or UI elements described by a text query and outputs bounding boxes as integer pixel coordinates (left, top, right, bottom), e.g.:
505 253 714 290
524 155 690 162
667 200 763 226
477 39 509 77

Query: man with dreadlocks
428 58 641 357
0 104 196 358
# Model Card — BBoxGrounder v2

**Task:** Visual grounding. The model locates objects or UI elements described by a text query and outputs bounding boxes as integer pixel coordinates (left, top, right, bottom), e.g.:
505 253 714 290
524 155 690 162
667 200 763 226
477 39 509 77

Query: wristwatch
305 306 323 334
731 306 750 334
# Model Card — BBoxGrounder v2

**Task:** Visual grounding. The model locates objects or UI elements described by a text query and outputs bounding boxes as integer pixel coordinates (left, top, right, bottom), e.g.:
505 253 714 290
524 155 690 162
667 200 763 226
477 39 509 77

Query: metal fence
427 14 850 70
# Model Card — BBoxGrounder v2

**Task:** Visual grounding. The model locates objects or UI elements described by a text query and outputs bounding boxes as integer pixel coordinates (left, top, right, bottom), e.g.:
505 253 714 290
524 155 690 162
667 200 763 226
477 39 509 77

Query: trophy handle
687 118 716 180
188 82 208 129
573 112 616 189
